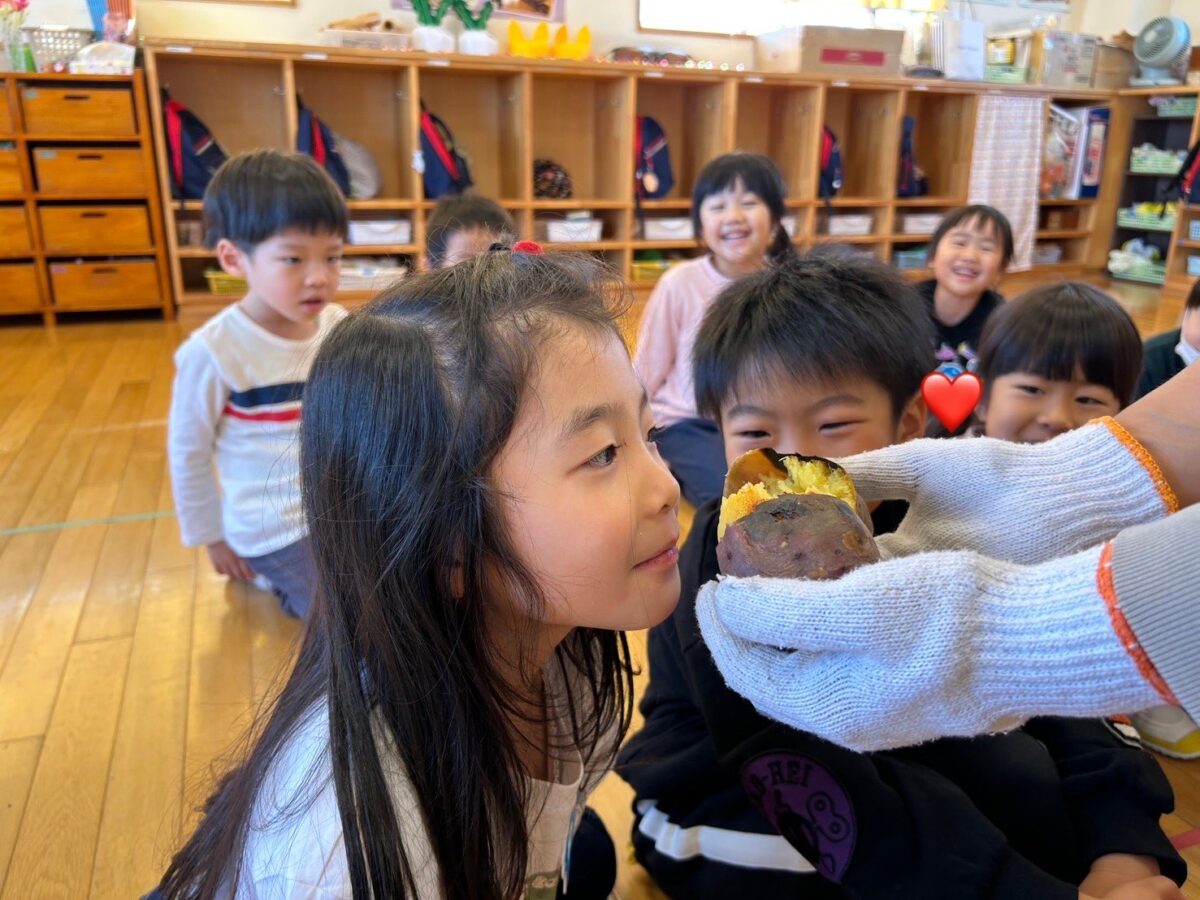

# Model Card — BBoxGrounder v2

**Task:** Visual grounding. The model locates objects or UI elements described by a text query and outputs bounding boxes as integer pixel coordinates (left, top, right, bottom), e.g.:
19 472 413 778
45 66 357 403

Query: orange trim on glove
1096 541 1178 704
1095 416 1179 514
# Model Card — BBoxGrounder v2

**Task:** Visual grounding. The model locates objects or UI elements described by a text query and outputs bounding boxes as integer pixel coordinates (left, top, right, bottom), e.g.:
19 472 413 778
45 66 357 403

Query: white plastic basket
23 26 93 72
348 219 412 246
538 219 603 243
320 29 410 51
643 217 694 241
827 214 873 236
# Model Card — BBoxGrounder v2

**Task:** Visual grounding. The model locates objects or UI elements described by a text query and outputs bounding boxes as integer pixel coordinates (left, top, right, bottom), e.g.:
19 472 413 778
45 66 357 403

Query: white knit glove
837 418 1176 565
696 544 1168 752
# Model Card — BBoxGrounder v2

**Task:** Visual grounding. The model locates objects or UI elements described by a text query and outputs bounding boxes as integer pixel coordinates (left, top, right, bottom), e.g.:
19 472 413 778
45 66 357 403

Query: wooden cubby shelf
135 37 1200 319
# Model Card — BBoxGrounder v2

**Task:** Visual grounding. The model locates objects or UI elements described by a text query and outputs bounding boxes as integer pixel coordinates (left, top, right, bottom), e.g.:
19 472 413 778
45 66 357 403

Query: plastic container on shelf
827 214 873 236
900 213 943 234
320 28 410 51
537 218 602 243
643 217 695 241
348 219 412 246
1189 255 1200 277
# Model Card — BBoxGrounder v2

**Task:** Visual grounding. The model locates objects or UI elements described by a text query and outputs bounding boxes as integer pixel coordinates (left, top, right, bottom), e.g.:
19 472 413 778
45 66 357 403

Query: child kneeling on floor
617 253 1184 898
168 149 349 618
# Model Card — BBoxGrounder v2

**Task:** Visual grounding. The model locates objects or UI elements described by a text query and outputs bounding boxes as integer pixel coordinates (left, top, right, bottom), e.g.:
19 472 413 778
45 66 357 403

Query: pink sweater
634 255 733 427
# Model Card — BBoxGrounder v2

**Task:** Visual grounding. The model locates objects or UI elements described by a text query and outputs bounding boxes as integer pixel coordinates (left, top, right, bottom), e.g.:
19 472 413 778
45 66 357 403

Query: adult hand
696 541 1169 752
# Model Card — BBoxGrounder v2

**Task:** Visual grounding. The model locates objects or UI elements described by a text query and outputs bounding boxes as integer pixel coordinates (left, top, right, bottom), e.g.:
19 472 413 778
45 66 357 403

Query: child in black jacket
617 252 1184 898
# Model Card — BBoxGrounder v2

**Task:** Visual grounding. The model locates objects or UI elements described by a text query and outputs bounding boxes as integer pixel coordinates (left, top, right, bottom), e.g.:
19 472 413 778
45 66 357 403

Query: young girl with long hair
153 248 681 898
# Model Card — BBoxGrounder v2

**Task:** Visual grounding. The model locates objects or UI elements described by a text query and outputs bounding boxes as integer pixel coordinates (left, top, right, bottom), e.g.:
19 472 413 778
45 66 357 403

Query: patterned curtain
968 94 1046 273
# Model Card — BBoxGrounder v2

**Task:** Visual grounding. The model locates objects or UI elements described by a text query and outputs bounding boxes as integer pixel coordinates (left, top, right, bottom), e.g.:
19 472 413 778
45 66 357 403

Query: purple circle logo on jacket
741 753 856 882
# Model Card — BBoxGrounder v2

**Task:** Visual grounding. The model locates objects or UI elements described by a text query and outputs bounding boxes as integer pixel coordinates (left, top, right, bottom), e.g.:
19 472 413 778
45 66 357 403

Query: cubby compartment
0 261 41 313
822 87 902 200
735 81 820 200
419 67 526 202
0 143 22 195
636 75 729 202
153 56 289 154
531 73 631 203
0 205 31 256
900 90 975 200
295 62 418 202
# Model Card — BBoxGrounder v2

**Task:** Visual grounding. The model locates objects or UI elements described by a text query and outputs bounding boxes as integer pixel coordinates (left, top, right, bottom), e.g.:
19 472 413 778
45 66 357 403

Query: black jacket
617 498 1184 898
1137 328 1187 399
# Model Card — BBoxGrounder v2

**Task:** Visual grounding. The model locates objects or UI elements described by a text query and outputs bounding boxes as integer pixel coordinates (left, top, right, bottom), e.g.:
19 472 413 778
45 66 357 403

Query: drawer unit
0 146 22 194
50 259 160 310
0 206 32 255
20 86 136 136
40 205 152 254
0 89 11 134
0 262 41 313
33 147 147 196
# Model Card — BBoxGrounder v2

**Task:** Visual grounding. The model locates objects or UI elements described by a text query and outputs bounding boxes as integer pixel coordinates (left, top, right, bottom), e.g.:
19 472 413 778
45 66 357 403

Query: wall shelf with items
0 72 171 326
140 39 1126 317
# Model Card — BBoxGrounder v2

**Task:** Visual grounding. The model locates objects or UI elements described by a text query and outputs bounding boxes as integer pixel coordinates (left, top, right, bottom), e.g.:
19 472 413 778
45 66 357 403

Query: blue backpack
420 104 473 199
819 125 843 204
296 100 351 196
162 90 228 201
897 115 929 198
636 116 674 199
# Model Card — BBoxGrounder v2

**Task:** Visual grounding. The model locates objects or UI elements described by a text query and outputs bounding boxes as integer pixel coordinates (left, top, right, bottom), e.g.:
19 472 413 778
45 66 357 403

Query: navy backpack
296 100 352 196
819 125 844 204
162 90 228 201
419 104 473 199
897 115 929 198
635 116 674 199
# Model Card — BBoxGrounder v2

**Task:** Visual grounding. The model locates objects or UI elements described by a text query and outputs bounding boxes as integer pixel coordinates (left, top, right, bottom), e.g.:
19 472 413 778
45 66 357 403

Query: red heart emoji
921 372 982 432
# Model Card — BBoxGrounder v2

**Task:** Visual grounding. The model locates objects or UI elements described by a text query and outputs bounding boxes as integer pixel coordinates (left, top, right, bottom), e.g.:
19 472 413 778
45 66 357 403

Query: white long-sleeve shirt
167 303 347 558
228 661 615 897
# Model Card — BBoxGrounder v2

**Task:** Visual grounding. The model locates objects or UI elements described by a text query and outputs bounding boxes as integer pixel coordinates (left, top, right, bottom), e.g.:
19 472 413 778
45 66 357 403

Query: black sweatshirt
616 498 1184 898
1137 328 1187 399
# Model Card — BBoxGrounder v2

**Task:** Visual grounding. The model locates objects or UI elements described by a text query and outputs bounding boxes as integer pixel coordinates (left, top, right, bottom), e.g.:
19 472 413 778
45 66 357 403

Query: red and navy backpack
419 103 473 199
161 90 228 201
296 99 352 196
635 116 674 199
819 125 844 204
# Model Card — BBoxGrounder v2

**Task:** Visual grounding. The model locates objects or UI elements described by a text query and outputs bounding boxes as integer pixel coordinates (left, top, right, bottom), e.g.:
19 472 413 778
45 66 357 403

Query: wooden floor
0 278 1194 899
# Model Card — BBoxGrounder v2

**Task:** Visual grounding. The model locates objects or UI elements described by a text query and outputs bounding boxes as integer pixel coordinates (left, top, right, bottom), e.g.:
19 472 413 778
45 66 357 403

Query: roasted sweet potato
717 493 879 579
715 449 879 579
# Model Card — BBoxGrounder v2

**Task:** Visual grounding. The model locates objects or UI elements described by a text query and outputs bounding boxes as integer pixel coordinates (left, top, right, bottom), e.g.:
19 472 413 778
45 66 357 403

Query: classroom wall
1077 0 1200 41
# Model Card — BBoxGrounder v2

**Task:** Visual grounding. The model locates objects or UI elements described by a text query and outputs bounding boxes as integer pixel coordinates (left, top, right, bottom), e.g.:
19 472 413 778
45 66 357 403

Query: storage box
826 214 873 236
1029 31 1098 88
643 217 695 241
755 26 904 78
900 213 942 234
1092 43 1135 89
320 28 410 51
1189 219 1200 241
348 219 412 246
1033 243 1064 265
537 218 603 243
893 247 928 270
1189 255 1200 277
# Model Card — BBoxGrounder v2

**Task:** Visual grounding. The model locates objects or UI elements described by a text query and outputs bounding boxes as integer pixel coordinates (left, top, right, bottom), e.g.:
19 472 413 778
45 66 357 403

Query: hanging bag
161 89 228 201
296 99 352 196
819 125 844 206
419 103 474 199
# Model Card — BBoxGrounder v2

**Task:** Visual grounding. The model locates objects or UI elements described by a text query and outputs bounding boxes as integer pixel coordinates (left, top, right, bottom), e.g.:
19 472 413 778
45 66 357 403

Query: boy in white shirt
168 150 350 617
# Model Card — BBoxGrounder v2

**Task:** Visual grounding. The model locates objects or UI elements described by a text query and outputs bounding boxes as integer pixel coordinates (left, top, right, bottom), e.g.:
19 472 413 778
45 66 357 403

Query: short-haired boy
1137 276 1200 398
168 150 349 618
617 251 1183 897
424 193 515 269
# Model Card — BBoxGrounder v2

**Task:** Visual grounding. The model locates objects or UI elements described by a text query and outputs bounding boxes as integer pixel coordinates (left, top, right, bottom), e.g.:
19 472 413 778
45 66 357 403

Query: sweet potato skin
717 493 879 579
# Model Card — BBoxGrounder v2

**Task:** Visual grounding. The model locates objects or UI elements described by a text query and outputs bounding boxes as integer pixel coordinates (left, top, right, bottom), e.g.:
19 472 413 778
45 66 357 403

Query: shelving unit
140 39 1130 321
0 72 172 325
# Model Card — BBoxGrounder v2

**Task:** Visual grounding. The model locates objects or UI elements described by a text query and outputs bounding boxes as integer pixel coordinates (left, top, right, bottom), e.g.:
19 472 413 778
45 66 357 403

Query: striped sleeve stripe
635 799 816 873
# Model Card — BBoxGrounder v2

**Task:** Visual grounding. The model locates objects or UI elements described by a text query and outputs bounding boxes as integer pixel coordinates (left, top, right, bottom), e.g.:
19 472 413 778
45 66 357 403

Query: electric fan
1130 16 1191 87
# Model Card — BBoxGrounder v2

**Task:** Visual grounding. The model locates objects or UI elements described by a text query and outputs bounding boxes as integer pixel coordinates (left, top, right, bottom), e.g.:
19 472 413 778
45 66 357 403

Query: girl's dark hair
156 251 634 899
692 152 792 261
928 204 1014 269
977 282 1144 407
203 149 349 251
425 193 517 267
694 248 934 420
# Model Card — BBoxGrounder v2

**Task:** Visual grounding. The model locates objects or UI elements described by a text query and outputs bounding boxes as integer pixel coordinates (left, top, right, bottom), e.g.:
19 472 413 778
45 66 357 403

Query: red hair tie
511 240 544 255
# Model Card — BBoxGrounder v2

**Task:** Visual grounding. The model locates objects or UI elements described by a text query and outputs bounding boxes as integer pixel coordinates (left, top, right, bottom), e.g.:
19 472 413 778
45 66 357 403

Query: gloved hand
835 418 1176 564
696 542 1171 752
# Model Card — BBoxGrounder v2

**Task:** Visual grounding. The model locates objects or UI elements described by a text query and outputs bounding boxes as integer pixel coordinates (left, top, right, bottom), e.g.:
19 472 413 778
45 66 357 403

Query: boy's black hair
203 149 348 251
425 194 516 268
693 248 935 421
928 204 1014 269
1187 277 1200 311
977 282 1144 407
691 152 792 261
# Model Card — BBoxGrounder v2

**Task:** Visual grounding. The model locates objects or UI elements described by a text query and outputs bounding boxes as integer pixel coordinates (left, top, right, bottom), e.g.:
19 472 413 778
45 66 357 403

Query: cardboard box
1092 42 1136 89
1029 31 1098 88
756 26 904 78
